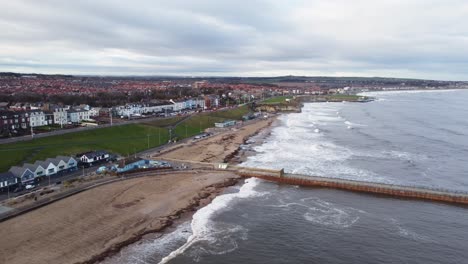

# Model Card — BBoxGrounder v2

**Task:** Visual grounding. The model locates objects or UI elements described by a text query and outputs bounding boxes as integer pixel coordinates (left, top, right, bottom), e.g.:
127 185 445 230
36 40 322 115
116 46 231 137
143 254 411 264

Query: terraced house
0 110 30 136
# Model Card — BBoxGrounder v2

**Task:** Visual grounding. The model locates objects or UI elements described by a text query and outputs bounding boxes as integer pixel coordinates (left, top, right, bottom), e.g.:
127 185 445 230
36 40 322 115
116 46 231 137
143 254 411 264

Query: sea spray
159 178 265 263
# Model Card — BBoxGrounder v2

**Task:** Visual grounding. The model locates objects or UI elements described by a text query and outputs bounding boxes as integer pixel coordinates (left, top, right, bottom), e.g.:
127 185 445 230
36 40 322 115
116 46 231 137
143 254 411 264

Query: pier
153 159 468 205
233 166 468 205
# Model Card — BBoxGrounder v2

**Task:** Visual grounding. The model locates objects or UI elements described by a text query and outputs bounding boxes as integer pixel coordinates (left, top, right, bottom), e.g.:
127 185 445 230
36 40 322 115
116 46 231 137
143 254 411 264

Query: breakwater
236 167 468 205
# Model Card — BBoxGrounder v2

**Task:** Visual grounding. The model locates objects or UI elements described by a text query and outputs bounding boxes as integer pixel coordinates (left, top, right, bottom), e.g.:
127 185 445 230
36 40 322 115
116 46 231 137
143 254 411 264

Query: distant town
1 72 467 139
1 72 467 203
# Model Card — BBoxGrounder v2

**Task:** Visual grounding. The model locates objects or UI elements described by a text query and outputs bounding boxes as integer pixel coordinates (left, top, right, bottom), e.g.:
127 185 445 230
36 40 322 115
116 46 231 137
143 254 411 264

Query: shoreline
83 176 240 264
99 117 279 264
0 172 242 264
0 117 277 264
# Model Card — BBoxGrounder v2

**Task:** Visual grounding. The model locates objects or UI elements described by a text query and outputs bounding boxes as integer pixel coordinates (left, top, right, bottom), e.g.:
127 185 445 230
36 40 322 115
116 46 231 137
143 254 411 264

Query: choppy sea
103 89 468 264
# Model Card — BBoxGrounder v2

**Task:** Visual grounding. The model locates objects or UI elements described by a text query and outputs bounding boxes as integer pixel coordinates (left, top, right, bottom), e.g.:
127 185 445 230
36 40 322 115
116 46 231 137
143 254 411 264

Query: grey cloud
1 0 468 80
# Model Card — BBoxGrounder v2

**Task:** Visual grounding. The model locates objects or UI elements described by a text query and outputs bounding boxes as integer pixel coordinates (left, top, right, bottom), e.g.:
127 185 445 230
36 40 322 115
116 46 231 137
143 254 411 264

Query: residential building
0 110 30 135
45 157 68 173
53 107 68 126
55 156 78 171
22 163 46 178
29 110 48 127
8 166 35 184
33 160 57 176
67 108 90 123
88 107 101 117
77 150 110 166
0 172 19 191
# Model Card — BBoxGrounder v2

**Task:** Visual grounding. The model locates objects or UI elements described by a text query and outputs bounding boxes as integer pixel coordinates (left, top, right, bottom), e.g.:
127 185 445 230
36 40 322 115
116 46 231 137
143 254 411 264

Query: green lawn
174 106 250 140
0 124 169 172
142 116 185 127
208 105 250 120
174 115 226 139
261 96 294 104
0 106 254 172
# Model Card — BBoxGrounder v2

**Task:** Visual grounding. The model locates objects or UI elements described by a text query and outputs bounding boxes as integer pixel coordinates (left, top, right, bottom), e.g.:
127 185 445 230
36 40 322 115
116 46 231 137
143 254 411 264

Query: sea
103 89 468 264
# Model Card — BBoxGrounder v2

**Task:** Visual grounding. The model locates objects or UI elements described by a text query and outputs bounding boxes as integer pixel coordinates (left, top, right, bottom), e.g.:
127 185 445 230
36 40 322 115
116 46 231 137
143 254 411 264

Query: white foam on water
102 222 192 264
243 103 388 183
358 89 459 97
266 196 363 229
301 197 361 228
344 120 367 127
389 218 435 243
159 178 265 263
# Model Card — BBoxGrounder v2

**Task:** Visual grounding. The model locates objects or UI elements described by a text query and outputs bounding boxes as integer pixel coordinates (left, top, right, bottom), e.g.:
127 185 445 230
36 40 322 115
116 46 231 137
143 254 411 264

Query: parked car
25 184 35 190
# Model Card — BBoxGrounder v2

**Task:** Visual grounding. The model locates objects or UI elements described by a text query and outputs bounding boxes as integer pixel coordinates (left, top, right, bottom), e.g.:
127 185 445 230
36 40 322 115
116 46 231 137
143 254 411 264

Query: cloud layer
1 0 468 80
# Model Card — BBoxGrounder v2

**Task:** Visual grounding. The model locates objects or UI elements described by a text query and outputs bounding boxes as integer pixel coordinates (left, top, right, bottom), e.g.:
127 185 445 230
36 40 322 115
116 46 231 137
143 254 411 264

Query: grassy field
173 105 251 139
0 124 170 172
0 106 253 172
173 115 226 139
207 105 250 120
261 96 294 104
141 116 185 127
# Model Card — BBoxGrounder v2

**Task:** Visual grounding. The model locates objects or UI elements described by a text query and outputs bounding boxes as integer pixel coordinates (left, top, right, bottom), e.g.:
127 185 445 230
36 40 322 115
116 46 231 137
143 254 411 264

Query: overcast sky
1 0 468 80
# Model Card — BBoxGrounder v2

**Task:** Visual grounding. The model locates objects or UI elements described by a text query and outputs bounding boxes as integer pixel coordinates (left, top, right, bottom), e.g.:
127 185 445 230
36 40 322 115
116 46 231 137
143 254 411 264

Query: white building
170 100 186 111
88 107 101 117
33 161 57 176
22 163 46 178
67 108 90 123
53 107 69 126
29 110 48 127
115 103 174 117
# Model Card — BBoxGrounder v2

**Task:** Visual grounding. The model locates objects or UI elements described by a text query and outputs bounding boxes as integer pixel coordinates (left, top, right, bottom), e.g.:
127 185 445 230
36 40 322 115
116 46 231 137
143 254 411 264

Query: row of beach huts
0 150 111 191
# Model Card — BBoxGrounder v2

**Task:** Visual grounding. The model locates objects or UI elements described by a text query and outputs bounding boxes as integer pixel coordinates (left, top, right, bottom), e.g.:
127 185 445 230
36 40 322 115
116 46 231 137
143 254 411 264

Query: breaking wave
159 178 265 263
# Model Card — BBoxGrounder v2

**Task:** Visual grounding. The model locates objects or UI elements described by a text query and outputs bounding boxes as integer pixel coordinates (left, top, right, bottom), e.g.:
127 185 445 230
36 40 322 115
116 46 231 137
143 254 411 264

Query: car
25 184 35 190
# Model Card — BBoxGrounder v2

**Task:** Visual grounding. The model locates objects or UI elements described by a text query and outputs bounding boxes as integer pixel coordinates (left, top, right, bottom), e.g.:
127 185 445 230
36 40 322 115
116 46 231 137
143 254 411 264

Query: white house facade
34 161 57 176
29 111 48 127
67 108 90 123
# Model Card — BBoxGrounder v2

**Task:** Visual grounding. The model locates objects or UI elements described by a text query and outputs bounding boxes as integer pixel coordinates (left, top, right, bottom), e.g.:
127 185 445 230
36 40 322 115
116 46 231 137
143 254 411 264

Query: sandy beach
159 118 275 164
0 171 239 264
0 117 275 264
